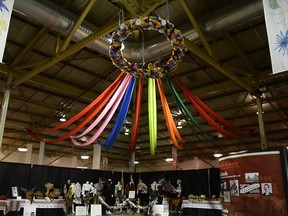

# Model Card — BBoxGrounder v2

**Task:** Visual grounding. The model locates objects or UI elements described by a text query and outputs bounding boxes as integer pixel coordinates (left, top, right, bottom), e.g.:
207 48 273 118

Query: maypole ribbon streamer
100 75 136 150
27 72 125 143
157 78 185 149
166 77 217 143
71 74 132 146
130 78 143 152
148 78 157 155
176 77 253 138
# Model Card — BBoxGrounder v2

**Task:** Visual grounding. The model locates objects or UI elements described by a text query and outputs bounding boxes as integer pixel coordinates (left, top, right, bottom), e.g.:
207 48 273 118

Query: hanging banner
262 0 288 74
0 0 15 62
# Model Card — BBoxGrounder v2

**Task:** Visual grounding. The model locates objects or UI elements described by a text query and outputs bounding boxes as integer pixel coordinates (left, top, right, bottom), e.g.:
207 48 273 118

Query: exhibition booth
0 148 287 216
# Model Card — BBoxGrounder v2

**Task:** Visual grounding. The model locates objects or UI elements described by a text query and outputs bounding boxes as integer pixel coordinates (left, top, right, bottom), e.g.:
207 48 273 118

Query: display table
0 199 66 216
23 199 66 216
0 199 30 215
0 200 8 215
181 200 222 216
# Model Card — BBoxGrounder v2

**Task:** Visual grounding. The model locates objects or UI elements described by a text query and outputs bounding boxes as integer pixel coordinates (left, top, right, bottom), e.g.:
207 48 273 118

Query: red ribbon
27 72 125 143
176 77 253 138
130 78 143 152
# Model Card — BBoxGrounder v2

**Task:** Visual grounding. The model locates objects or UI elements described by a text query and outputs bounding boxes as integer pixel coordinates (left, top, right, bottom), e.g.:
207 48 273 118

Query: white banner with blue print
262 0 288 74
0 0 15 63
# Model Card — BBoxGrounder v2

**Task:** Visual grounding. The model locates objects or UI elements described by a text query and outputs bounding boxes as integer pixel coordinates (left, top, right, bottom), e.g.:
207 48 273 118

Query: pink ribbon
71 74 131 146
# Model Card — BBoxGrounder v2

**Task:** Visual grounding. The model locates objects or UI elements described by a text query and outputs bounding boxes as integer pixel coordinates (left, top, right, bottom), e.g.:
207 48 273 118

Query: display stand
152 204 169 216
90 204 102 216
75 206 87 216
181 200 222 216
23 205 36 216
21 199 66 216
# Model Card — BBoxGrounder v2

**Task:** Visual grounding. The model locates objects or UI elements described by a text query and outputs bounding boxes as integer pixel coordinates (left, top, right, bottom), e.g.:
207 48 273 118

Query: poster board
219 150 287 216
128 191 136 199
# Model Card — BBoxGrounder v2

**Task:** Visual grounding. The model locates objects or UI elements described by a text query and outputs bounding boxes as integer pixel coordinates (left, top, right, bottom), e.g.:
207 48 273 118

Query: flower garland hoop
109 16 186 78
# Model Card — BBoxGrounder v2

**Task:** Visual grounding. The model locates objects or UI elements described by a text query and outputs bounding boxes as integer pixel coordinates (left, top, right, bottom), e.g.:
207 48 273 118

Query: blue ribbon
100 75 136 150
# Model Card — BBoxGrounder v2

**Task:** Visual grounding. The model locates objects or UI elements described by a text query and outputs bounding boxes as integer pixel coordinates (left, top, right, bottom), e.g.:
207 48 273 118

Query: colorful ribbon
100 76 136 150
176 77 253 138
71 74 132 146
27 72 125 143
148 78 157 155
130 78 143 152
166 77 217 143
157 78 185 149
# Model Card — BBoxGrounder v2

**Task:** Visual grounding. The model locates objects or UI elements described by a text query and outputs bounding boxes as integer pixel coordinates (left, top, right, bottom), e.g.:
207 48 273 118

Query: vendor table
0 199 66 216
0 199 30 215
23 199 66 216
181 200 222 216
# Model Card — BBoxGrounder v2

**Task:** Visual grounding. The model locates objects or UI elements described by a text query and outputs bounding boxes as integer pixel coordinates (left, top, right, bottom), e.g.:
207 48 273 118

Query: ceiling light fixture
213 152 223 158
59 113 66 122
123 125 129 135
176 121 182 129
256 111 264 115
81 155 89 160
165 158 173 162
77 166 88 169
134 161 139 164
18 147 27 152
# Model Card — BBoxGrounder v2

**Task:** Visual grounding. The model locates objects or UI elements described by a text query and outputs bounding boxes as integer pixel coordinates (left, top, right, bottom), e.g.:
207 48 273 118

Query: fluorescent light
18 147 28 152
213 153 223 158
81 155 89 160
176 121 182 129
124 126 129 135
77 166 88 169
165 158 173 162
59 114 66 122
134 161 139 164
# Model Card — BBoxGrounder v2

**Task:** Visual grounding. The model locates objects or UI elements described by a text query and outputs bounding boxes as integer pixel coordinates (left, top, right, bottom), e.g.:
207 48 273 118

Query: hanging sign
0 0 15 62
262 0 288 74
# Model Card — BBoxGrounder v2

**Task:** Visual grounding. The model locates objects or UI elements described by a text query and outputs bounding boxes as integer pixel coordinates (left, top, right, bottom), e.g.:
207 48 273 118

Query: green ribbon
148 78 157 155
166 77 217 143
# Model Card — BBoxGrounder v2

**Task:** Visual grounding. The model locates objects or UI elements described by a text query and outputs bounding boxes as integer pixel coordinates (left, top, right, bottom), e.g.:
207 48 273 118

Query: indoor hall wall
0 152 220 172
0 162 220 200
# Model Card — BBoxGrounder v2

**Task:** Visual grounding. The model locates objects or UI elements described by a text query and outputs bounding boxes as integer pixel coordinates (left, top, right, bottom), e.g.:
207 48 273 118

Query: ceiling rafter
59 0 96 52
11 19 119 87
180 0 213 57
184 38 255 93
223 32 257 75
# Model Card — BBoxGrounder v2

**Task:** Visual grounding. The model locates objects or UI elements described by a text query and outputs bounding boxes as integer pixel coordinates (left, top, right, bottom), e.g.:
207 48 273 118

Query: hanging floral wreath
109 16 186 78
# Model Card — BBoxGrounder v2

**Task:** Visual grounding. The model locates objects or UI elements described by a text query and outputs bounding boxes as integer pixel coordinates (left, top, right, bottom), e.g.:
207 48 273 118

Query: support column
0 89 11 151
92 144 101 169
172 147 177 170
102 157 108 170
38 141 45 165
25 143 33 164
71 156 77 168
129 152 135 173
256 96 267 149
195 157 199 169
